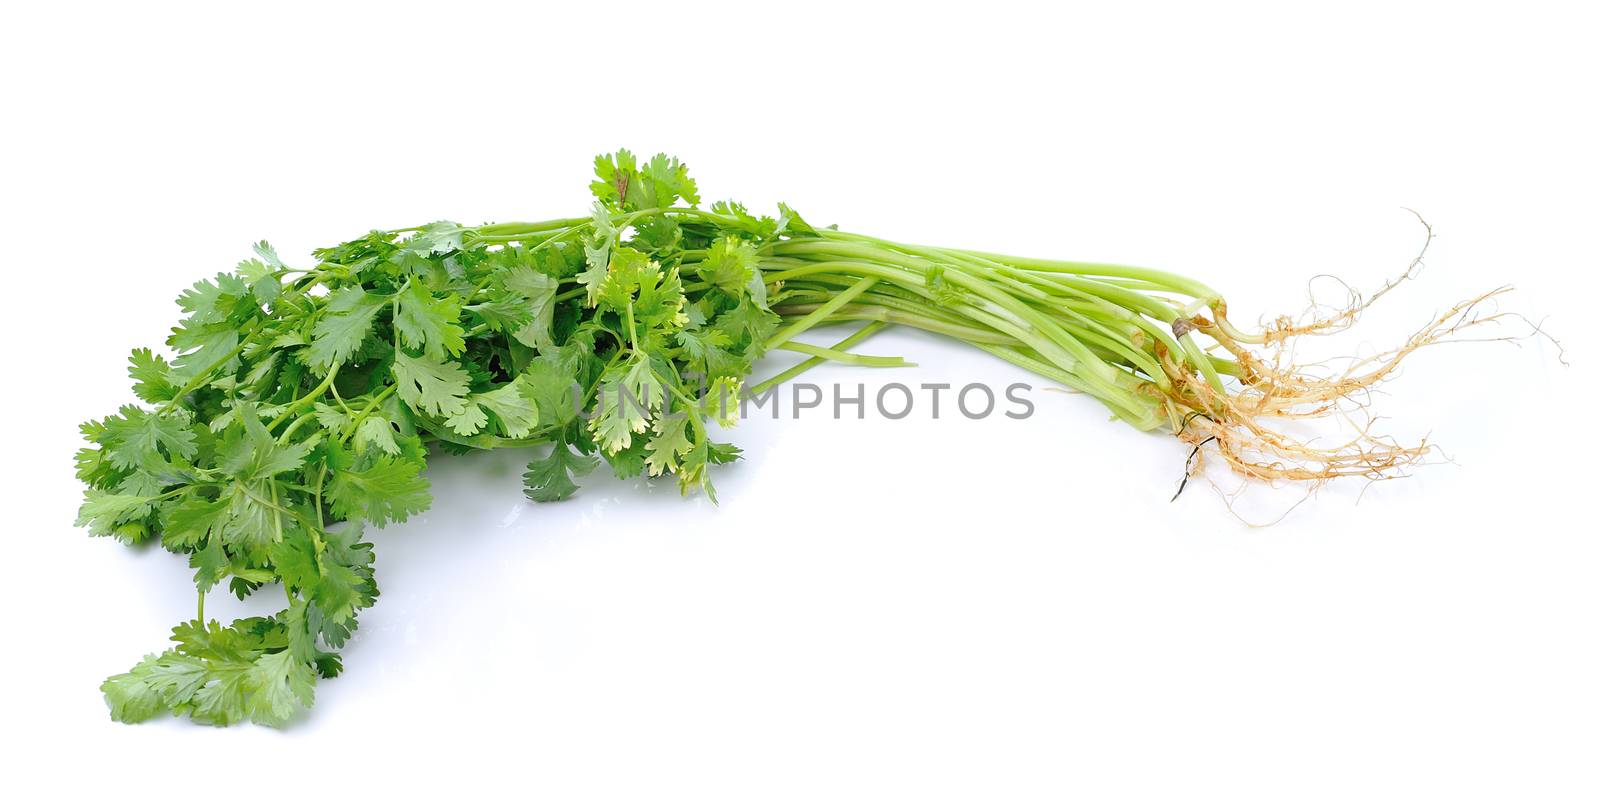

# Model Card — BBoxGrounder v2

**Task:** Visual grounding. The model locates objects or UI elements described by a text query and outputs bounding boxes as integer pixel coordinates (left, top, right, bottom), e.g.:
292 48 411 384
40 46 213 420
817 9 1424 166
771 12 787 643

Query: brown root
1156 214 1547 501
1252 208 1434 345
1195 286 1515 421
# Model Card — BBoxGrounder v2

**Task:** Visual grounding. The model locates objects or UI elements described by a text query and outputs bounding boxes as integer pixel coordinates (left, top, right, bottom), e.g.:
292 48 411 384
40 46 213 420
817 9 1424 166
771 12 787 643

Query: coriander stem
268 364 341 431
776 340 911 368
339 384 398 442
750 321 889 394
774 303 1019 345
764 277 878 349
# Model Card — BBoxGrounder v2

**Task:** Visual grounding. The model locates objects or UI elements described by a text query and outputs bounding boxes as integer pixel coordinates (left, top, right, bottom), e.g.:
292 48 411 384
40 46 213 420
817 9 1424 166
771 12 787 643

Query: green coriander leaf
353 415 401 455
102 654 176 723
252 240 287 270
577 204 616 306
128 348 179 403
406 220 466 255
393 351 471 418
707 441 743 465
162 495 229 551
711 200 779 239
522 443 599 503
589 356 661 453
218 479 282 549
189 664 253 726
394 282 466 359
590 149 640 210
444 400 488 436
776 202 821 237
596 246 652 313
75 490 156 534
309 564 368 627
168 325 240 383
467 296 532 332
711 296 781 352
503 266 558 350
676 327 744 380
235 257 283 304
632 215 682 254
644 413 693 476
217 404 314 481
629 260 690 338
99 405 198 471
520 355 581 432
677 440 717 501
267 530 320 593
640 153 699 209
175 274 248 326
475 379 539 439
326 452 431 527
311 402 350 433
243 651 316 727
695 236 763 303
142 652 210 710
602 441 649 480
189 541 229 592
706 376 742 428
308 286 386 371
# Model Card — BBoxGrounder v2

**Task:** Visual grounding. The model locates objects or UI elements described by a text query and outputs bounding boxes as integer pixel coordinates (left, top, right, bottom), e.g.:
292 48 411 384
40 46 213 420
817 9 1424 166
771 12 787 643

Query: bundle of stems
477 211 1503 487
81 151 1514 726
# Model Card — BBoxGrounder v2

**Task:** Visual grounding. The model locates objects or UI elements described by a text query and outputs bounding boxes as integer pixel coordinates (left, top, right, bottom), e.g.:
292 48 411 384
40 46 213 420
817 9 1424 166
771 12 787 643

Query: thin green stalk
933 246 1221 302
777 340 911 367
763 276 878 349
267 364 341 431
773 303 1020 346
769 242 1126 387
751 322 889 394
338 384 397 442
974 343 1165 431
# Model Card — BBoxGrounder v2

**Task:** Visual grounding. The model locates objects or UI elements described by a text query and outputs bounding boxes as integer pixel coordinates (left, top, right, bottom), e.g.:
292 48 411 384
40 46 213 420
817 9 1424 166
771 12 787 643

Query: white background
3 1 1596 790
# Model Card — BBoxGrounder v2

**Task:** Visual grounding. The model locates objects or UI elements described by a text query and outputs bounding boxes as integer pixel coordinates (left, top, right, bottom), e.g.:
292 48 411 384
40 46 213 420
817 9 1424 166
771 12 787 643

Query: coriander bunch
77 151 1498 725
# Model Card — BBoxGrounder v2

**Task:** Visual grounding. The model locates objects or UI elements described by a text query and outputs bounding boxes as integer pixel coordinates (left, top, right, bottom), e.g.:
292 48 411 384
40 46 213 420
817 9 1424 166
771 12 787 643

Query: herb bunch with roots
76 151 1521 725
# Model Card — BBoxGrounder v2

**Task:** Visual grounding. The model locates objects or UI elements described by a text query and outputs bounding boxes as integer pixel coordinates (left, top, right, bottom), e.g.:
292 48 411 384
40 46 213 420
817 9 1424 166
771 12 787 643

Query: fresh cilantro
77 150 805 726
522 442 600 503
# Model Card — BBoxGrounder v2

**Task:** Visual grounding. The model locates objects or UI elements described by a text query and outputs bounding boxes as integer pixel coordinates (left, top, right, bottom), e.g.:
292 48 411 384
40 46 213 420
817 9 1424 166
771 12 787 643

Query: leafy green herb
78 149 1474 725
